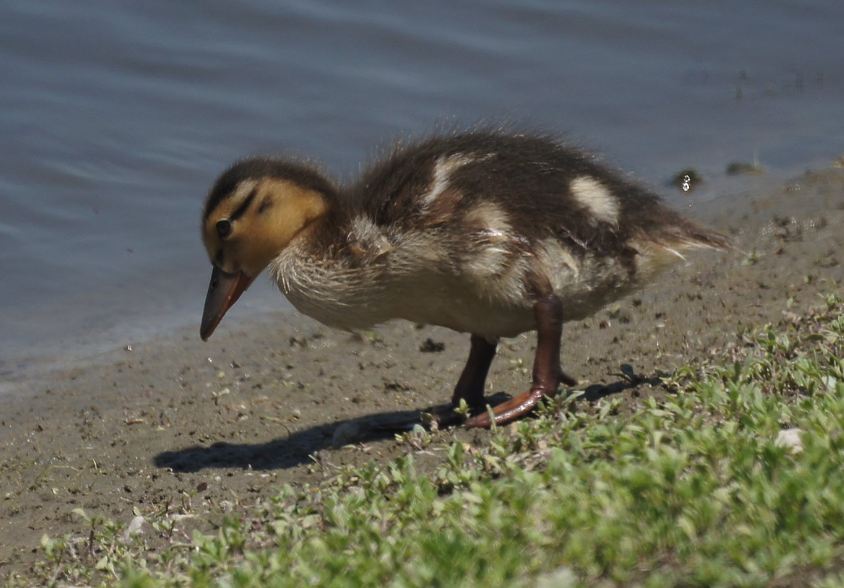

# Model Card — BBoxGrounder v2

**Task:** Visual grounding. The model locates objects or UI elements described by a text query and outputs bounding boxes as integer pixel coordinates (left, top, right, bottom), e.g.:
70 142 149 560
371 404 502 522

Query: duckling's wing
346 130 730 311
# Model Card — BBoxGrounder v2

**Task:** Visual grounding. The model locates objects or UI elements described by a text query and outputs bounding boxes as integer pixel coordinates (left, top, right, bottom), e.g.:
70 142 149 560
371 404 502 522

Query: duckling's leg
419 335 499 428
372 336 497 431
465 294 577 429
452 335 498 407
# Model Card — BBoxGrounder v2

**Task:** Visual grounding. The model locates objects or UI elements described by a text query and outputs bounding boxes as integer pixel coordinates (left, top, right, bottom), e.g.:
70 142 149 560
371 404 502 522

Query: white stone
775 428 803 454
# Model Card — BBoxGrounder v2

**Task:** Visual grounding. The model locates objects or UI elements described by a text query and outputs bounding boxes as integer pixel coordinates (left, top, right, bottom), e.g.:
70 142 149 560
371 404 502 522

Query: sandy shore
2 167 843 578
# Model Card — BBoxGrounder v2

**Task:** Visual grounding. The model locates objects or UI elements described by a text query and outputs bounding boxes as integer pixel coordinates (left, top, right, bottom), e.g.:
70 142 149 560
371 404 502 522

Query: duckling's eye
216 219 232 238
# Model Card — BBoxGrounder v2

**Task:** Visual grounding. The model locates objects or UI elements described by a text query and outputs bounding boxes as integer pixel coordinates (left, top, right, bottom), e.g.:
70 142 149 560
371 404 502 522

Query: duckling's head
200 158 334 341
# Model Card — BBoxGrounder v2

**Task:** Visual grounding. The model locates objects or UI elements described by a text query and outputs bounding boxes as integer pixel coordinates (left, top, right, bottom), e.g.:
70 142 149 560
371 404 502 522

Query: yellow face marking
202 178 328 277
202 180 259 262
213 180 259 221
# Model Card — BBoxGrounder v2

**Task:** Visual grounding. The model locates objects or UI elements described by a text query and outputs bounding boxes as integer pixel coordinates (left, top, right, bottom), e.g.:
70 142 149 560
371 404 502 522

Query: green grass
17 293 844 587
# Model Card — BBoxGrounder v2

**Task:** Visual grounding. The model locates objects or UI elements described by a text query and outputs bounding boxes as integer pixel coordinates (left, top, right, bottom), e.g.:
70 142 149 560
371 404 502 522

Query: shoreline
0 161 826 390
2 166 843 578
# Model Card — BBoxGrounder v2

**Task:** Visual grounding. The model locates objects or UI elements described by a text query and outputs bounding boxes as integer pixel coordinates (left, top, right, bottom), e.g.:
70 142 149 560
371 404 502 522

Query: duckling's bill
200 266 255 341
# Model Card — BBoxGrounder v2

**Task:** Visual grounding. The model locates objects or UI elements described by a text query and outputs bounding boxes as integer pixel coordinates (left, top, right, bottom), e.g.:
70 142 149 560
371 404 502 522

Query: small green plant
742 248 759 266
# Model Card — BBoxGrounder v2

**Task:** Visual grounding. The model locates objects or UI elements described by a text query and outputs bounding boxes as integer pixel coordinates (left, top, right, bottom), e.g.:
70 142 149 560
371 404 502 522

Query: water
1 0 843 382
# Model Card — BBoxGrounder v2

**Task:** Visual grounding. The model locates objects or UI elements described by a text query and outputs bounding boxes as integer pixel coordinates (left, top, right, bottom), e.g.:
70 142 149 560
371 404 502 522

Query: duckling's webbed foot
465 294 576 429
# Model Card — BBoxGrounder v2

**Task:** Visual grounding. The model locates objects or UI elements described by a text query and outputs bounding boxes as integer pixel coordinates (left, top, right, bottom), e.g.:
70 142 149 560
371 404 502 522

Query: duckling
200 130 731 428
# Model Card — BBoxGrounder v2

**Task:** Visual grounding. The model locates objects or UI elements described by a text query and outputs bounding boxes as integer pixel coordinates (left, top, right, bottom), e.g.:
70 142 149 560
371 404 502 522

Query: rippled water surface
1 0 843 380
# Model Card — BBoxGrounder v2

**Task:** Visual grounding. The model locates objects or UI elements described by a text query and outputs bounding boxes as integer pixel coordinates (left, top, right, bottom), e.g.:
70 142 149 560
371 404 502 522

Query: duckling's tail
665 221 736 258
631 221 735 280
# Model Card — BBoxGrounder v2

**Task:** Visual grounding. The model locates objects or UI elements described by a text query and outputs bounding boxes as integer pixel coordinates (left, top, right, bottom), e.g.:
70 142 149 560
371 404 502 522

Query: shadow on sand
154 372 659 472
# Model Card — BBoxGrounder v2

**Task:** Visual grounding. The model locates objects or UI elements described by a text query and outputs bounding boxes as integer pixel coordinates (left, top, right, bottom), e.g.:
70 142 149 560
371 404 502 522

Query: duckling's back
278 131 730 339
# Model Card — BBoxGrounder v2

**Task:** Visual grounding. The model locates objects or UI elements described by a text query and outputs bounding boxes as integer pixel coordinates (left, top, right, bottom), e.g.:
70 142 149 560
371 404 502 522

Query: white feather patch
421 154 474 207
570 176 619 225
349 216 392 255
460 202 512 280
464 201 511 238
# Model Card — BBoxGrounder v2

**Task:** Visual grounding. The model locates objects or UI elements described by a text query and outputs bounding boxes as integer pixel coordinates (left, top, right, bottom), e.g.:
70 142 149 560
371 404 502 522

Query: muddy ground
1 167 843 579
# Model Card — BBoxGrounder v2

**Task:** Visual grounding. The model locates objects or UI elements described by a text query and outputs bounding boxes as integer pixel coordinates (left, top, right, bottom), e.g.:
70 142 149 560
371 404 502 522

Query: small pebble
775 428 803 454
535 567 577 588
332 421 367 448
419 338 445 353
123 515 146 541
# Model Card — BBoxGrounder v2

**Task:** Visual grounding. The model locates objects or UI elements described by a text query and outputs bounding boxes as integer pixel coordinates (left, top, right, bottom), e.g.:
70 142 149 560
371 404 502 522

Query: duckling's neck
269 210 401 332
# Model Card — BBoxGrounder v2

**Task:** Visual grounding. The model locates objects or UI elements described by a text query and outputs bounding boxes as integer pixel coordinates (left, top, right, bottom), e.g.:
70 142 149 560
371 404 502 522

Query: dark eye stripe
216 219 232 238
230 187 258 221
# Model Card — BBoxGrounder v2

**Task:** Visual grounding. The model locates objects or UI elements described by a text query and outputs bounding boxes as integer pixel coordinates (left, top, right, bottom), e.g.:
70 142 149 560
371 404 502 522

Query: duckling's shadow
153 377 652 473
581 374 662 402
153 410 410 473
153 393 509 473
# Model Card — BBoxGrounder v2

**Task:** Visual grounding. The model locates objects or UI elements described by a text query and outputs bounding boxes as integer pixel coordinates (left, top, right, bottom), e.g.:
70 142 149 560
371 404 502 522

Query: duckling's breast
270 207 643 340
270 231 398 333
269 208 536 337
